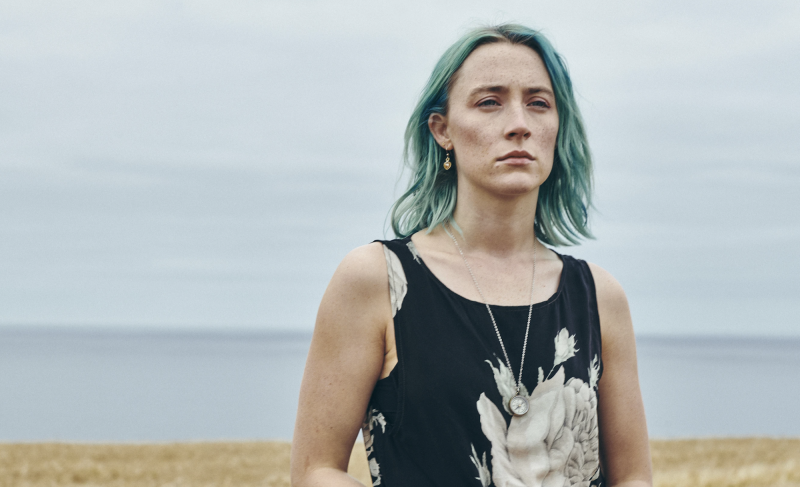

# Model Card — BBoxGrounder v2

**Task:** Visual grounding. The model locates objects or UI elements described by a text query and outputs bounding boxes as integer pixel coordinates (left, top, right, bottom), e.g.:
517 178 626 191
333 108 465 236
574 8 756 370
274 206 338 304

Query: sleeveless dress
361 237 605 487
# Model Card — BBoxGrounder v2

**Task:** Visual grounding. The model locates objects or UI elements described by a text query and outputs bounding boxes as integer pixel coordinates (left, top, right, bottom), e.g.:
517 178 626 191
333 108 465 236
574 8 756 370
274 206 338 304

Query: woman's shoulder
585 262 628 307
554 251 627 305
333 242 391 292
317 243 394 335
584 262 633 341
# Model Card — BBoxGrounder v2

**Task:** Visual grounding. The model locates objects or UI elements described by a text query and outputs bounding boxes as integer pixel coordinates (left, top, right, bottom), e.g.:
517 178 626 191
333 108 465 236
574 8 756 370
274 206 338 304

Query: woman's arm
589 263 653 487
291 243 392 486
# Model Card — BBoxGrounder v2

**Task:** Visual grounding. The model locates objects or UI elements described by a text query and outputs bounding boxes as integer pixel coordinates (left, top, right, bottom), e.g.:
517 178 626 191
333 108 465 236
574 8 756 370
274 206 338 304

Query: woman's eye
478 99 500 107
529 100 550 108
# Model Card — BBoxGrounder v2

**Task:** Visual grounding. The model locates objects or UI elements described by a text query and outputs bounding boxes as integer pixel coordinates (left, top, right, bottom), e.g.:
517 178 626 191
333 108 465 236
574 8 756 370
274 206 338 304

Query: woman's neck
449 188 539 256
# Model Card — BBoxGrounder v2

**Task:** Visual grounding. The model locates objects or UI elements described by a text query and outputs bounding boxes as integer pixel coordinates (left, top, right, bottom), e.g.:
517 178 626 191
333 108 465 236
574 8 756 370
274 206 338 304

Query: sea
1 326 798 442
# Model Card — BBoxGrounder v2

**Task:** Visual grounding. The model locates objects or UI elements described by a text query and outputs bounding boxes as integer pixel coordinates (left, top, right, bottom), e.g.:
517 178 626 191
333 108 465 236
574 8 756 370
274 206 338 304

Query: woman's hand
291 243 392 487
589 263 653 487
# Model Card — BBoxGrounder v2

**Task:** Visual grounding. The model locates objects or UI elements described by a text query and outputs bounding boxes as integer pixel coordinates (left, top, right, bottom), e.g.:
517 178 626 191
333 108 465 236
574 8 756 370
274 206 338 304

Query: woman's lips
498 150 534 165
501 157 532 166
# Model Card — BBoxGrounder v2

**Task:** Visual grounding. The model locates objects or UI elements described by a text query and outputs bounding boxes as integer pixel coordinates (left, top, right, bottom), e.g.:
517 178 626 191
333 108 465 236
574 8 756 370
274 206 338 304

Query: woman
291 24 652 487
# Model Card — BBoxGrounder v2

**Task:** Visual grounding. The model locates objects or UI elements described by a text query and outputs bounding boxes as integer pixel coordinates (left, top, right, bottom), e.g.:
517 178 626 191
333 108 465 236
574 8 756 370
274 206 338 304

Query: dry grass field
651 438 800 487
0 438 798 487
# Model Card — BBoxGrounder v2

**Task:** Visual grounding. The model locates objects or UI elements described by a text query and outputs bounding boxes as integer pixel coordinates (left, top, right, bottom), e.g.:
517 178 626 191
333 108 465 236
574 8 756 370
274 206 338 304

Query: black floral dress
362 237 605 487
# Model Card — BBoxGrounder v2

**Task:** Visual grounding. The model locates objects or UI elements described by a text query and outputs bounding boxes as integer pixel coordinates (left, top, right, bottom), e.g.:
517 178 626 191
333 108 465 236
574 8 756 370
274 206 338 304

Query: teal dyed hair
390 24 594 246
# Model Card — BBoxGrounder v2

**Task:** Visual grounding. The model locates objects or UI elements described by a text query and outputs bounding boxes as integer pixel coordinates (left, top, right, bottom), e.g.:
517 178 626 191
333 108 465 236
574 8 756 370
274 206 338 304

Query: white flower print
368 458 381 485
406 241 422 264
476 331 600 487
588 355 600 390
361 408 387 486
485 359 529 415
562 377 601 485
370 410 387 434
382 246 407 317
470 443 492 487
553 328 579 368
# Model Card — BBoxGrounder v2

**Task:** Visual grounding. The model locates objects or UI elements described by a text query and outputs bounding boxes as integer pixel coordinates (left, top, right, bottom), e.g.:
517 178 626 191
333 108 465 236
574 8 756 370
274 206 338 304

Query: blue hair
390 24 594 246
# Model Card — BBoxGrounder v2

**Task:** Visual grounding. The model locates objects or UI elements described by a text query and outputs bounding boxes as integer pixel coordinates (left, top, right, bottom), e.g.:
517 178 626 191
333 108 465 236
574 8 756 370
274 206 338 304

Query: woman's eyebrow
468 85 554 97
526 86 554 96
468 85 508 97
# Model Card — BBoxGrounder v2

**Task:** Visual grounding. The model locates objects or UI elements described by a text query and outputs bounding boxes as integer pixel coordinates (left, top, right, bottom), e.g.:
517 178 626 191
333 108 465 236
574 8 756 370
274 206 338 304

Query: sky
1 0 799 336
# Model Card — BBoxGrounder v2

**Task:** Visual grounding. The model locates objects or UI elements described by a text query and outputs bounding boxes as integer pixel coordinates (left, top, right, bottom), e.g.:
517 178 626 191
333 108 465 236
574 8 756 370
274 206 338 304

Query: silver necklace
443 224 536 417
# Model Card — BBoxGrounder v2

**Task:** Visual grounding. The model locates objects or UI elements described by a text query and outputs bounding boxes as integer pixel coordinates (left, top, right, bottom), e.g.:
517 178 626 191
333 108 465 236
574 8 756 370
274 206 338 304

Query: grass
0 439 797 486
651 438 800 487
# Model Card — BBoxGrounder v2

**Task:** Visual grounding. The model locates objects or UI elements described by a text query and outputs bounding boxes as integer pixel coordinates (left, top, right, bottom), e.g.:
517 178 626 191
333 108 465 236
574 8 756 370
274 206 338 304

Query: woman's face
430 42 559 198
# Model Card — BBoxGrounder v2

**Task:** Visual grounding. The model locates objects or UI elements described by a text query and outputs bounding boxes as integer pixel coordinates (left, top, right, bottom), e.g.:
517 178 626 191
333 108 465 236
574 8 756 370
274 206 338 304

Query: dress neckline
402 236 567 311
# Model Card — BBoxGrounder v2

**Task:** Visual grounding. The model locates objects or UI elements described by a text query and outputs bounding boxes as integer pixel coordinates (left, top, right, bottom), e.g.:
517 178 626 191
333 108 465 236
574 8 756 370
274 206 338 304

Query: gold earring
443 150 452 170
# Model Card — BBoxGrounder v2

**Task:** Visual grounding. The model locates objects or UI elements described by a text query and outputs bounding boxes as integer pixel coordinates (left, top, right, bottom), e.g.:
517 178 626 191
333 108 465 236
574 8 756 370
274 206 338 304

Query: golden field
0 438 798 487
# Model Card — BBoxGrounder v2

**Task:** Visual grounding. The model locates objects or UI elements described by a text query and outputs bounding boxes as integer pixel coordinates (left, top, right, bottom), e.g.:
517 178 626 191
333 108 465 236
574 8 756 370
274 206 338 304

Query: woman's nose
504 105 531 140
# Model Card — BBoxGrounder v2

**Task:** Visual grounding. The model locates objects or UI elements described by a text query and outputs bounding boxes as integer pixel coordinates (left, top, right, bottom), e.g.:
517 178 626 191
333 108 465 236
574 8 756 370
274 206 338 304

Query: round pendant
508 394 529 416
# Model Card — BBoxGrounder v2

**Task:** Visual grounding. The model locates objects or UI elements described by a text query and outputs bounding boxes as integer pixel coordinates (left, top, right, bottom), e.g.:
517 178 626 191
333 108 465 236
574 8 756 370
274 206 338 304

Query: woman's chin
486 178 543 198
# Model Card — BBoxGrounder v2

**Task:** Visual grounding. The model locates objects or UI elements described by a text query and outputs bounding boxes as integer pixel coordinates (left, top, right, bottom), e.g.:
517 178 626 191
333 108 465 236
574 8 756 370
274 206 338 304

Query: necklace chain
443 224 536 395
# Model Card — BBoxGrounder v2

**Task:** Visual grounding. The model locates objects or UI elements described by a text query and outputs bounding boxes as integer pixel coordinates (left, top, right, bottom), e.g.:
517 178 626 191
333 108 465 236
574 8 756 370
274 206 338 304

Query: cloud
1 1 798 333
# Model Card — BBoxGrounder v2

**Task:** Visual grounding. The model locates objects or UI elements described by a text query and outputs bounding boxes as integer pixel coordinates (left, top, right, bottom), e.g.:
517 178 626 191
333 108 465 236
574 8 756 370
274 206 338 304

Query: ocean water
0 327 798 441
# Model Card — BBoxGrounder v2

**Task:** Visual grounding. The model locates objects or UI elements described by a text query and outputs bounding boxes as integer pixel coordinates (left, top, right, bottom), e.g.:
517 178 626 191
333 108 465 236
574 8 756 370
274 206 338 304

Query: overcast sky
1 0 799 336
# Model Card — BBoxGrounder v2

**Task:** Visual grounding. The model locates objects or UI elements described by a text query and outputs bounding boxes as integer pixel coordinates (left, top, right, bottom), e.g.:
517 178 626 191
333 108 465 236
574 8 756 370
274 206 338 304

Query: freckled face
444 42 559 196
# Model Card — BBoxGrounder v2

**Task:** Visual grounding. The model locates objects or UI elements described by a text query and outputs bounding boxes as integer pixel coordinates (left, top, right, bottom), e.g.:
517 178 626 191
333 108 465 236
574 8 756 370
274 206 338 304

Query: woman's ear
428 113 452 150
